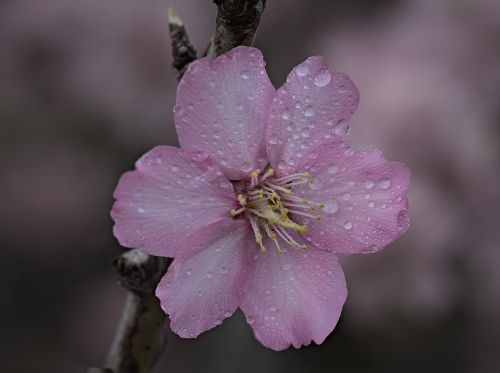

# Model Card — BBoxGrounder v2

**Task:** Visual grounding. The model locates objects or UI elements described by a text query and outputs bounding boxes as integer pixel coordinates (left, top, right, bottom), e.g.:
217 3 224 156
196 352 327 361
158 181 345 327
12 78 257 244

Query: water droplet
206 271 214 279
343 193 351 200
328 165 338 174
313 69 332 87
186 269 193 276
379 179 391 189
224 311 232 317
301 129 310 138
283 264 291 271
343 221 353 230
220 266 229 274
309 180 322 191
364 194 371 200
326 118 337 127
213 131 221 139
171 166 179 172
364 181 374 189
137 207 145 214
304 105 315 117
247 316 255 325
269 305 278 312
295 64 309 77
241 162 252 173
368 201 375 208
269 134 279 145
240 70 250 79
281 109 290 119
324 199 338 214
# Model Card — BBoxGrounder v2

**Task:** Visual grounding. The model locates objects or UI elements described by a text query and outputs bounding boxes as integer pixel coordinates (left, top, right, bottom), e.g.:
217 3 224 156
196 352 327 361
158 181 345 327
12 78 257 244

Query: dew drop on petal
368 201 375 208
241 162 252 173
137 207 145 213
304 105 315 117
283 264 291 271
186 269 193 276
206 271 214 279
281 109 290 119
269 305 278 312
328 165 338 174
269 134 279 145
343 221 353 230
313 69 331 87
379 179 391 189
295 64 309 77
240 70 250 79
364 181 374 189
323 199 338 214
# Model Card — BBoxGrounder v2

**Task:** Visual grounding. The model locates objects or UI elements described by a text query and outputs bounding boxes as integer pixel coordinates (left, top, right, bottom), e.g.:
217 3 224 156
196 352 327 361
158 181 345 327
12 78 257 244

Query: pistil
230 168 324 254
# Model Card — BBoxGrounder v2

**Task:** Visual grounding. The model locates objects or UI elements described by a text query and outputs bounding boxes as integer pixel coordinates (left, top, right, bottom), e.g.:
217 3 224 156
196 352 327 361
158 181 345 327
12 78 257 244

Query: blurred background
1 0 499 372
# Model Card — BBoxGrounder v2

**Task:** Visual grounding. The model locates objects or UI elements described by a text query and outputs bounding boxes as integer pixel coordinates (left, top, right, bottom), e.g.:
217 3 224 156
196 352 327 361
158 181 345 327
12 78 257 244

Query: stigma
230 168 324 254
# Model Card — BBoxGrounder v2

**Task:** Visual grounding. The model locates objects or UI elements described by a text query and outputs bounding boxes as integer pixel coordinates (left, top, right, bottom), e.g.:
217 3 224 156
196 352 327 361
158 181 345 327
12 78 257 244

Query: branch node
168 7 197 79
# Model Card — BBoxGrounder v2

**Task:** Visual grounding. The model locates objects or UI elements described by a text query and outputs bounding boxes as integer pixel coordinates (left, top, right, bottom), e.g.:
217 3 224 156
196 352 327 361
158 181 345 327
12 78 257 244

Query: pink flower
111 46 410 350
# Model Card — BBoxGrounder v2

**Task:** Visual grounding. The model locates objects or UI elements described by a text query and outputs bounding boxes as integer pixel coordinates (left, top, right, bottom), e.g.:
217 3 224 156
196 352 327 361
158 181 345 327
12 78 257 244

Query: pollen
230 167 324 254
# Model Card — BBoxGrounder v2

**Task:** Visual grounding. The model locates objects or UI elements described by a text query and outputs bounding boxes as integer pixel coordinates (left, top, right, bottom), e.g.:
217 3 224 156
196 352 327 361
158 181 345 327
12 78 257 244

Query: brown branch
208 0 267 58
168 8 197 79
105 250 169 373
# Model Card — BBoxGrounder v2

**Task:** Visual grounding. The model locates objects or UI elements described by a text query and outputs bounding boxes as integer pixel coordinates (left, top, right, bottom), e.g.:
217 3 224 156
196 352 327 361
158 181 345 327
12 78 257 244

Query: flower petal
111 146 237 258
266 56 359 177
156 222 253 338
240 245 347 351
175 46 276 180
292 141 410 254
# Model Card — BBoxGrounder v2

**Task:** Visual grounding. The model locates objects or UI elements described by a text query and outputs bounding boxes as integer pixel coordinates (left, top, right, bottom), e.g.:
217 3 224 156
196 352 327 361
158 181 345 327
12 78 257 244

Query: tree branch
105 250 169 373
168 8 197 79
208 0 267 58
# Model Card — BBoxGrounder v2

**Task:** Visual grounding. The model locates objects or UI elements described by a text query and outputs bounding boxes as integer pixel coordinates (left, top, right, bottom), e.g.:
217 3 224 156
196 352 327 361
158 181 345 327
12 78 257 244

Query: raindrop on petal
313 69 332 87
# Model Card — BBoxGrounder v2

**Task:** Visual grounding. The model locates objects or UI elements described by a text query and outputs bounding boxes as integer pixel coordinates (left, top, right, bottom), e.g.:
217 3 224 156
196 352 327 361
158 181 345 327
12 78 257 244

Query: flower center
231 168 324 253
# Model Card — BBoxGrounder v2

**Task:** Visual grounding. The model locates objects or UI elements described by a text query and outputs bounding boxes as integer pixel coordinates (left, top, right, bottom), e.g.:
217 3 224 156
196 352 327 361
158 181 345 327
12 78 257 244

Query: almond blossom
111 46 410 351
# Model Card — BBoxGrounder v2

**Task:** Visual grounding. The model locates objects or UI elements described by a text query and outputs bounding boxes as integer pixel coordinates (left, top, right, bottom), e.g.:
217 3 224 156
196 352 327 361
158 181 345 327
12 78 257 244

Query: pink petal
266 56 359 177
292 141 410 254
240 245 347 351
111 146 237 258
156 222 253 338
175 46 276 180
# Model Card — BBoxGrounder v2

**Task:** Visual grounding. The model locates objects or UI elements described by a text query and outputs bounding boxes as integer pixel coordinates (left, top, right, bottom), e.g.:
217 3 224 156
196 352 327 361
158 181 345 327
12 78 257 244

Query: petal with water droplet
292 140 410 254
266 56 359 177
111 146 237 258
240 245 347 351
175 46 276 180
156 222 253 338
